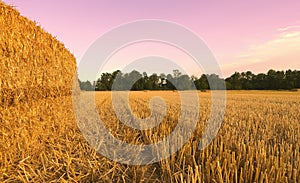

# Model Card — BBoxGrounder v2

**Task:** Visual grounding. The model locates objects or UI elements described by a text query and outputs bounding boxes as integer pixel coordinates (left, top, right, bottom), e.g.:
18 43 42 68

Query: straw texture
0 2 78 107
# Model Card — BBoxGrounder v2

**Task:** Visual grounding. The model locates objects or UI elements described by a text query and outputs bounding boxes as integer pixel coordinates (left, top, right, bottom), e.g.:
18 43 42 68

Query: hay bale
0 2 78 107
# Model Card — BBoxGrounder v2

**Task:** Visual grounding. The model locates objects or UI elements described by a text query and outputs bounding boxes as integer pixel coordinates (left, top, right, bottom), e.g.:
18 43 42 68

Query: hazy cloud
222 25 300 71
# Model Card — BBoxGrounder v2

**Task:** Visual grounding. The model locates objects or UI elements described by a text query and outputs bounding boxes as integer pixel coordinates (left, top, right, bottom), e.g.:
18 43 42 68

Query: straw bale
0 2 78 107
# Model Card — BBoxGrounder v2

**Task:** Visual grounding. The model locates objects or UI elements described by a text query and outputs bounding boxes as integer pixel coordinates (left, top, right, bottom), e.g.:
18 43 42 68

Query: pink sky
3 0 300 78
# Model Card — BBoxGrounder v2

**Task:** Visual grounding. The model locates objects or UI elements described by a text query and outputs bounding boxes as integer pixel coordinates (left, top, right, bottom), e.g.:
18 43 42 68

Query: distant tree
177 74 193 90
225 81 232 90
148 73 159 90
112 70 125 90
128 70 143 90
285 69 295 89
295 70 300 88
252 73 267 90
241 71 254 89
207 74 225 90
95 72 113 91
266 69 277 89
166 74 175 90
79 80 94 91
194 74 209 90
225 72 242 90
173 69 182 78
199 74 209 90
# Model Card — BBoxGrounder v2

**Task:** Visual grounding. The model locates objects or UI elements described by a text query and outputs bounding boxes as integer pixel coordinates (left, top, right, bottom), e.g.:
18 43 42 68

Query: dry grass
1 90 299 182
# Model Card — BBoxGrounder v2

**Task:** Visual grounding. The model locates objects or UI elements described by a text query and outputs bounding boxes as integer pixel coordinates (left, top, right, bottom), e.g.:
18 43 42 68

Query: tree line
79 69 300 91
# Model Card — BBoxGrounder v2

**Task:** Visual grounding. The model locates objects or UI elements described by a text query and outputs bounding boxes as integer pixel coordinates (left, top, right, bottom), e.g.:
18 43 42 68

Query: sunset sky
3 0 300 78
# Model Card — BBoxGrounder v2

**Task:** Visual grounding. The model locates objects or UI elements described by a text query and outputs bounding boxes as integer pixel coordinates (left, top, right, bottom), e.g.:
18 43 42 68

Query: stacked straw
0 2 78 107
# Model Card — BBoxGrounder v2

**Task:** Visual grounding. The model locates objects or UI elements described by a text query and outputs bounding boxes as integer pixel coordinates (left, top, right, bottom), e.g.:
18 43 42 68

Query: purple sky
3 0 300 77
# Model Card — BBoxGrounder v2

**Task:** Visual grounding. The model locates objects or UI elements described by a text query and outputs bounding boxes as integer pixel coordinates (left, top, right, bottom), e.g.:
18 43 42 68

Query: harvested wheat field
1 90 300 182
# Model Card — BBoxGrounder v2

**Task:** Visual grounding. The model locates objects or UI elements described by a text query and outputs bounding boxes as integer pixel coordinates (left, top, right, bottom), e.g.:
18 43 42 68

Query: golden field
1 90 299 182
